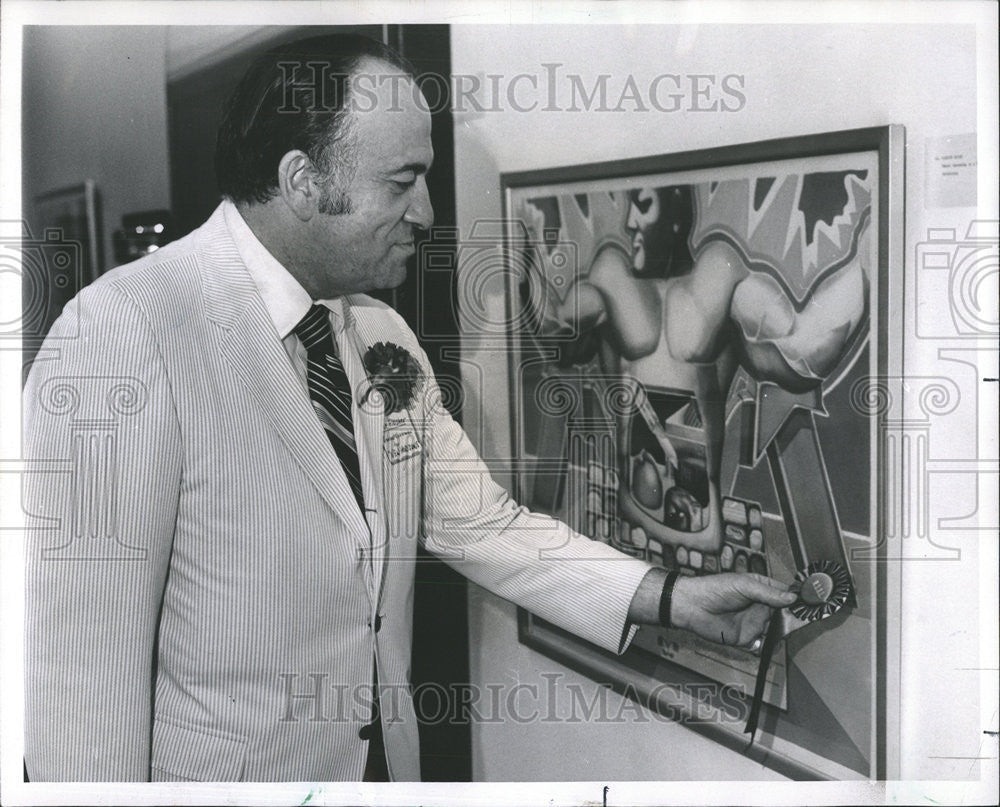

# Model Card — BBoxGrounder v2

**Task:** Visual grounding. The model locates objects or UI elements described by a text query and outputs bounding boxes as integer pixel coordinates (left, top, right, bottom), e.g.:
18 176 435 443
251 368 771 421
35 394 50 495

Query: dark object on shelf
113 210 174 265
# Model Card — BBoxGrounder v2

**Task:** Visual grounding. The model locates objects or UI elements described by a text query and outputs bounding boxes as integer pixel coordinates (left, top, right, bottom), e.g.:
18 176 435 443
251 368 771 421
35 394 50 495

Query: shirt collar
222 199 347 338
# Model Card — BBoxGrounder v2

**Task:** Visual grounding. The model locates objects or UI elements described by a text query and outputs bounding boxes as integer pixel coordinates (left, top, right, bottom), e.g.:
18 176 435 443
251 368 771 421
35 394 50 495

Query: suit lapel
197 207 371 543
342 304 389 604
341 303 386 507
343 300 430 608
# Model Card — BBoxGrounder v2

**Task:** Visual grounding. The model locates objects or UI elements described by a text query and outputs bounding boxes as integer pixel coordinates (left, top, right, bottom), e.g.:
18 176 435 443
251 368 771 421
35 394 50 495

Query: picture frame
32 180 101 283
504 126 905 780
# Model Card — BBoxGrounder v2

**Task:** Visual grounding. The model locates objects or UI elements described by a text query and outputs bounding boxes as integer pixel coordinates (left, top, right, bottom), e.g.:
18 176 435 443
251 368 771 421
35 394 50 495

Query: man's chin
378 264 410 292
329 261 409 297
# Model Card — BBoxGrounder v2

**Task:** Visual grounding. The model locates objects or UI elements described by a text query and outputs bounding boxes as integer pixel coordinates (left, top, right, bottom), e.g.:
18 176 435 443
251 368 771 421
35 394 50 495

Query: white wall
22 26 171 270
452 22 996 782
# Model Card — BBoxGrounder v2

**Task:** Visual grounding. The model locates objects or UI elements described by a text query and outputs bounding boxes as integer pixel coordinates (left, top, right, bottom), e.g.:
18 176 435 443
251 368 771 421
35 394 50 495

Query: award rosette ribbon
744 560 853 746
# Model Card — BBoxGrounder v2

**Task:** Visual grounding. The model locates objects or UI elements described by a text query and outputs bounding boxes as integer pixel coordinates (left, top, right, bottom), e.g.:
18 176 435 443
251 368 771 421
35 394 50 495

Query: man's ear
276 150 319 221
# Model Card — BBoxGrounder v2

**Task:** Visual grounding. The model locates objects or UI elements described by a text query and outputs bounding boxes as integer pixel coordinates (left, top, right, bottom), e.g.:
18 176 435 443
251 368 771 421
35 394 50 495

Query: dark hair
215 34 416 205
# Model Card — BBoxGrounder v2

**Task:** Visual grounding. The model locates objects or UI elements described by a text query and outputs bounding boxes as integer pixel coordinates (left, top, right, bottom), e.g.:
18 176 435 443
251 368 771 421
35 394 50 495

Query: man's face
302 60 434 298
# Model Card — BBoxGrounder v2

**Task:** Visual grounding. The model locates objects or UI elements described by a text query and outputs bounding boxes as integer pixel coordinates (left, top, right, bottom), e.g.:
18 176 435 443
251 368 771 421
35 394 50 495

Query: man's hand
671 572 797 647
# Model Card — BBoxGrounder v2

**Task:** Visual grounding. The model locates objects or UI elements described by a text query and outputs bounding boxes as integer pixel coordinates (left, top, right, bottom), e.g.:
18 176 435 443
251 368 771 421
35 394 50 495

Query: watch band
658 570 681 628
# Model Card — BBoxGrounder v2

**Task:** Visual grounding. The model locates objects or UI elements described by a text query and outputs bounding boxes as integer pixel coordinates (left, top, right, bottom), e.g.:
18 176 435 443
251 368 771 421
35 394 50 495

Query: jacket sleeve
409 345 651 655
23 281 181 781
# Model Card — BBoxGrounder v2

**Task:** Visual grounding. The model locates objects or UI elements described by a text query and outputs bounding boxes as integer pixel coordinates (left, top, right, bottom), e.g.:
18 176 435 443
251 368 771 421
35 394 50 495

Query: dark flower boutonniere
362 342 423 415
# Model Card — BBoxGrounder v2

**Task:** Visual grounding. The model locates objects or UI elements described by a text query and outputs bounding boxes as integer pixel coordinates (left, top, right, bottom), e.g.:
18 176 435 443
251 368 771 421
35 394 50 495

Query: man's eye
391 176 417 190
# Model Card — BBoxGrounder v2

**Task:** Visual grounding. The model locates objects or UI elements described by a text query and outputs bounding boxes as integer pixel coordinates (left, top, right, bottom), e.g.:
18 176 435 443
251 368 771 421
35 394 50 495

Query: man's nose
404 178 434 231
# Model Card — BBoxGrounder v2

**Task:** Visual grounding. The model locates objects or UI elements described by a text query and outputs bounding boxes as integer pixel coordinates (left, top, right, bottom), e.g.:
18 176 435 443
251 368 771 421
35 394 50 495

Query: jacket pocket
150 715 248 782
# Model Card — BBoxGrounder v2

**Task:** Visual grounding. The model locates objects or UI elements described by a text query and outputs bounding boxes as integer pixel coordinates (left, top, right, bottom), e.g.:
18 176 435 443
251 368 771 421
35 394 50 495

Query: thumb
735 573 797 607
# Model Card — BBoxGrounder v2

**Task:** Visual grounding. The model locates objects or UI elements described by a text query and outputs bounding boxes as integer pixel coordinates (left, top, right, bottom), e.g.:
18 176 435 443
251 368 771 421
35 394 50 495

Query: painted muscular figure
524 174 870 562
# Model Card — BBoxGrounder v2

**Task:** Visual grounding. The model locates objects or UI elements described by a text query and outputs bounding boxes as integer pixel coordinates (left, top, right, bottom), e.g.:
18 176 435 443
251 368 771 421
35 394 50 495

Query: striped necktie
294 304 366 512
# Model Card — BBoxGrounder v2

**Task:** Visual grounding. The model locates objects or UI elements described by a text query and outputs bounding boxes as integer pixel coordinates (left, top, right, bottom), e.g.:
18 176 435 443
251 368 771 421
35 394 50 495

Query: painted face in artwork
625 186 694 278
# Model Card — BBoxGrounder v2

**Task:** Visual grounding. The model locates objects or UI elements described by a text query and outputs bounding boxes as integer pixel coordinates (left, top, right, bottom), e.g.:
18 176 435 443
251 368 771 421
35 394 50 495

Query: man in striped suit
23 34 795 782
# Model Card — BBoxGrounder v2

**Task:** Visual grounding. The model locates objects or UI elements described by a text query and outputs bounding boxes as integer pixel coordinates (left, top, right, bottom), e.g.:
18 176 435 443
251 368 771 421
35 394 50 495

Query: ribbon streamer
744 610 785 747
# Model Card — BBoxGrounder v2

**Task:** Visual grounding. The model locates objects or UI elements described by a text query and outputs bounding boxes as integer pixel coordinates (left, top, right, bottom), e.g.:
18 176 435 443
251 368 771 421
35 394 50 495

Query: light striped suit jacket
23 204 652 782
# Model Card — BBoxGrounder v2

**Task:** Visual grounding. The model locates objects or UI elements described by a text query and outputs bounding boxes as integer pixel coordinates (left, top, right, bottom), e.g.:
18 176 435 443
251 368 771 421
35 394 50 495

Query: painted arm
552 244 663 362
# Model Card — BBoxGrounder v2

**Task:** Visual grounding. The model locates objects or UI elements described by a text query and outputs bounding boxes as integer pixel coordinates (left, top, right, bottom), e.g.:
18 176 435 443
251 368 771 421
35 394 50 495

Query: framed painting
505 127 904 780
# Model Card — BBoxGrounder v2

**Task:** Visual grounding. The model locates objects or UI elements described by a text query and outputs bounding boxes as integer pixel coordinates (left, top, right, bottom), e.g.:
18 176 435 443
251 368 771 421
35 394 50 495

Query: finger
740 605 774 646
734 574 797 607
744 572 793 593
745 608 785 651
742 605 770 643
